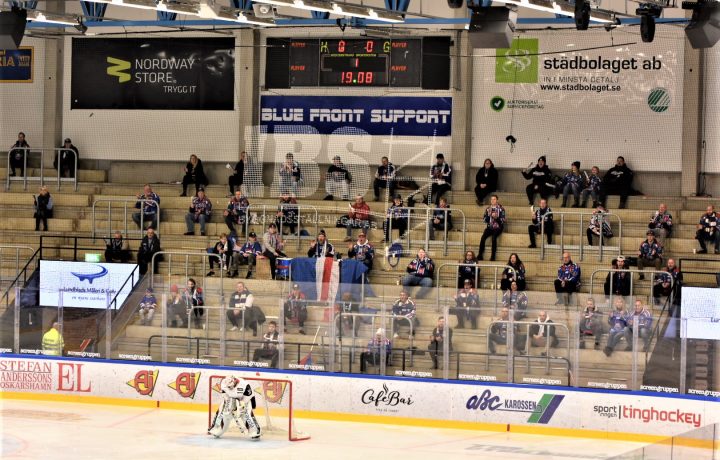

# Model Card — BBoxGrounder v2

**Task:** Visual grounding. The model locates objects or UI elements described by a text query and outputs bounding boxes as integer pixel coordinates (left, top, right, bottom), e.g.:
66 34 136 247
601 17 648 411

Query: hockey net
207 375 310 442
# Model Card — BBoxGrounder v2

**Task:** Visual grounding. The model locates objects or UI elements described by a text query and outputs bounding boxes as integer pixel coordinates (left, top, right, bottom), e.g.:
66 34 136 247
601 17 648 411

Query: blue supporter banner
0 48 33 83
260 95 452 137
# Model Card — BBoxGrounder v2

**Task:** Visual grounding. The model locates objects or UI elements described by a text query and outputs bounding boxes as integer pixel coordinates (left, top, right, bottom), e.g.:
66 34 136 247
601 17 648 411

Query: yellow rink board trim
0 390 716 448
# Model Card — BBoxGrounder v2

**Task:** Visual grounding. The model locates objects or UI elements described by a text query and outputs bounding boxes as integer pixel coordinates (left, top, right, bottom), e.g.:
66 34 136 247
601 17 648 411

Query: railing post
579 212 584 261
23 149 28 191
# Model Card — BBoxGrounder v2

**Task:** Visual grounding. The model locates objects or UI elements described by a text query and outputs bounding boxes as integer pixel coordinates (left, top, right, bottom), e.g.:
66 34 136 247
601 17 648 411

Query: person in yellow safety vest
41 322 64 356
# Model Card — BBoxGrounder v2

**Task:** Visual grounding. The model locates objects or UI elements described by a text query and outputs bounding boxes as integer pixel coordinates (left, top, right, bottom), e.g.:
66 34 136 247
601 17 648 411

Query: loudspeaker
468 7 512 49
0 8 27 50
574 1 590 30
685 2 720 49
447 0 464 7
640 14 656 43
422 36 451 90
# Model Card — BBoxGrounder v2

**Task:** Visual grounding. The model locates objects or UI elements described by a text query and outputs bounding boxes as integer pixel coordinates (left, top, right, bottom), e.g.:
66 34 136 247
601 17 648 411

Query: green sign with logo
648 87 670 113
490 96 505 112
495 38 539 84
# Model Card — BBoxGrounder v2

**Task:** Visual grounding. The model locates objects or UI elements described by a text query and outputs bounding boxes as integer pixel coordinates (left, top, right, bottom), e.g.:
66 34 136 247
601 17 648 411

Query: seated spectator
132 184 160 230
500 253 526 291
33 186 53 232
648 203 673 243
181 154 208 197
324 155 352 201
401 249 434 299
579 298 603 350
474 158 498 205
391 290 418 338
9 131 29 177
528 198 553 248
600 156 634 209
384 194 407 242
457 250 479 289
308 229 335 258
488 307 526 355
637 230 663 280
696 205 720 254
275 192 299 236
184 188 212 236
344 194 371 240
580 166 602 208
479 195 506 261
604 256 631 297
360 328 392 372
231 231 262 279
586 204 613 246
604 297 629 357
529 310 559 352
653 258 683 308
137 227 161 276
522 156 553 205
224 190 249 235
54 138 79 178
284 283 307 335
228 151 245 196
137 287 157 326
428 316 453 369
207 233 230 277
554 251 581 306
279 152 302 195
502 281 528 321
429 197 453 240
625 300 653 352
373 156 396 201
252 320 280 368
261 223 286 280
166 284 186 328
347 231 374 273
560 161 583 208
451 279 480 329
183 278 204 329
105 231 130 263
227 282 263 336
336 292 360 336
429 153 452 206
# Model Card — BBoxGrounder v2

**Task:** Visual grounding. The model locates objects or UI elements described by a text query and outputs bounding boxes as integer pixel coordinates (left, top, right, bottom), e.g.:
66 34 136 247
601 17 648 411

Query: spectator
231 231 262 279
275 192 299 236
344 194 371 241
451 279 480 329
181 154 208 197
429 197 453 239
587 204 614 246
137 227 161 276
488 307 525 355
279 152 302 195
528 198 554 248
228 151 246 196
166 284 186 328
579 298 603 350
308 229 335 258
529 310 559 353
324 155 352 201
429 153 452 206
522 156 553 205
284 283 307 335
653 258 683 308
138 287 157 326
184 189 212 236
648 203 673 243
554 251 581 306
604 256 631 298
391 290 418 338
105 231 130 263
502 281 528 321
384 194 408 242
695 205 720 254
252 320 280 368
560 161 583 208
580 166 602 208
625 300 653 352
637 230 663 280
428 316 453 369
224 190 249 235
347 231 374 273
373 156 396 201
184 278 204 329
54 138 79 178
360 328 392 372
335 291 360 336
479 194 506 261
500 253 526 291
207 233 230 277
227 282 263 335
474 158 498 205
33 186 53 232
261 223 286 280
9 132 29 177
402 248 434 299
132 184 160 230
457 250 479 289
41 321 64 356
601 156 634 209
604 297 629 357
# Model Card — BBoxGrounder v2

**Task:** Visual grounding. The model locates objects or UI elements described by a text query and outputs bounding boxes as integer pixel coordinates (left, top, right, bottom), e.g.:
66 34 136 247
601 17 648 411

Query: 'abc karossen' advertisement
70 37 234 110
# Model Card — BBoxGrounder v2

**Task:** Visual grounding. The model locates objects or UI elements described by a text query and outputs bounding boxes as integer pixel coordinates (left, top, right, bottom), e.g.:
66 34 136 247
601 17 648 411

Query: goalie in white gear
208 376 261 439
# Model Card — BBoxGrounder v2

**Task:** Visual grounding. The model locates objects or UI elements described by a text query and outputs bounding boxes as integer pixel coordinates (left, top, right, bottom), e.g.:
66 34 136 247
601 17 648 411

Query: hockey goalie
208 376 261 440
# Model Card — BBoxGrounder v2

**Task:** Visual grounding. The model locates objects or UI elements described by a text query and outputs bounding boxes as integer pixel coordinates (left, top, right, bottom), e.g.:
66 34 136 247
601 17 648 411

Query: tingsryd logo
361 384 414 407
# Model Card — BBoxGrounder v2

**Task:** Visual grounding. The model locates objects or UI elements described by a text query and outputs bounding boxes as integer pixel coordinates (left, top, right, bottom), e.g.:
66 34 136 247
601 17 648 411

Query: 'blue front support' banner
0 48 33 83
260 95 452 136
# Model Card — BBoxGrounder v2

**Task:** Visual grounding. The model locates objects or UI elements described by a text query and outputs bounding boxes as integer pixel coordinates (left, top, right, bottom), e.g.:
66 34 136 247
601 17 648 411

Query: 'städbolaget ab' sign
70 37 234 110
0 47 33 83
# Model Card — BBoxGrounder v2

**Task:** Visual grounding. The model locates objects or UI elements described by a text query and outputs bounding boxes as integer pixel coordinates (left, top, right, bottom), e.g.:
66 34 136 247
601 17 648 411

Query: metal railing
436 263 515 314
6 148 78 191
540 211 622 262
453 350 572 386
92 198 161 239
589 268 670 306
243 204 319 250
387 206 466 256
150 251 223 297
0 245 35 282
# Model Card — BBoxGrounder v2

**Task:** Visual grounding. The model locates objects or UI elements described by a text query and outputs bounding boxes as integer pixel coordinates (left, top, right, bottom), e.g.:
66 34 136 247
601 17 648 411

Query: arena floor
0 399 653 459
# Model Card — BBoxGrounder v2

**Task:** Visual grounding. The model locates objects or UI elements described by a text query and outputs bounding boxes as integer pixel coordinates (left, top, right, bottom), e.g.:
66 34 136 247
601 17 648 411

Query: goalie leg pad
241 403 261 439
209 397 235 438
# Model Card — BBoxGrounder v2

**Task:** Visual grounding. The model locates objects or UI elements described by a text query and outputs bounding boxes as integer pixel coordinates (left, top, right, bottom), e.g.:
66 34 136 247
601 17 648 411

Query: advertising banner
70 37 235 110
0 47 33 82
681 287 720 340
260 95 452 137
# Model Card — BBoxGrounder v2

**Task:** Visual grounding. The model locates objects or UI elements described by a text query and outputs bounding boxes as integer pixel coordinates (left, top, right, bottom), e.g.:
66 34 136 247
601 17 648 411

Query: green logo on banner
107 57 131 83
495 38 539 84
490 96 505 112
648 87 670 113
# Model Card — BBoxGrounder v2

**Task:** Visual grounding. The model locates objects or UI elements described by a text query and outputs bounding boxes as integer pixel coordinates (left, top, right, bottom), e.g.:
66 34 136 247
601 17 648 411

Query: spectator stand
540 210 622 261
435 262 515 315
589 268 671 307
243 203 319 250
92 198 162 239
0 245 34 283
387 206 466 257
5 147 78 191
678 257 720 287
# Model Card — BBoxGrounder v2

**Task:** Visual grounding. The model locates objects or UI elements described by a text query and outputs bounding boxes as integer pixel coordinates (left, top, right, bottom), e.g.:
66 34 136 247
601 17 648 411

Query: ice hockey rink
1 398 655 460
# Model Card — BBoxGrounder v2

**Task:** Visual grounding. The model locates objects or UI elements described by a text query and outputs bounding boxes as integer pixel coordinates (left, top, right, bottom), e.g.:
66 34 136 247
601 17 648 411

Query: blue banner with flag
290 257 374 301
0 48 33 83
